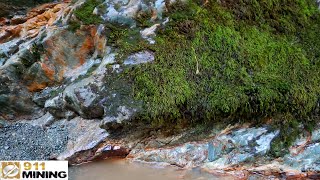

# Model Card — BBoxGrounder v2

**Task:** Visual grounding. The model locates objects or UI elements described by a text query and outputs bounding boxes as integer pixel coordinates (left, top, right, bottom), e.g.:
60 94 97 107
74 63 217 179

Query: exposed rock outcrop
0 1 73 118
0 0 159 120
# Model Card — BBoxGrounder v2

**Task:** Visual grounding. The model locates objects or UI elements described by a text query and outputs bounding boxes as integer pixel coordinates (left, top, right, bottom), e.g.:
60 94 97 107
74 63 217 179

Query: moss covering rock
73 0 103 25
107 0 320 152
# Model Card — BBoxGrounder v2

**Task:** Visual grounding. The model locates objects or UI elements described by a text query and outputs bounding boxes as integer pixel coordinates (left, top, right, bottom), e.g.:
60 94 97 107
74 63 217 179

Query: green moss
106 23 154 63
268 114 300 157
269 113 318 157
220 0 319 34
74 0 103 25
67 20 81 32
110 0 320 142
135 10 154 28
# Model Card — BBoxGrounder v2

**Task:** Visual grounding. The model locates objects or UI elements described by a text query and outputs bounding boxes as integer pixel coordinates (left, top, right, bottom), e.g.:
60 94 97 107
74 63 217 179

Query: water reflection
69 159 235 180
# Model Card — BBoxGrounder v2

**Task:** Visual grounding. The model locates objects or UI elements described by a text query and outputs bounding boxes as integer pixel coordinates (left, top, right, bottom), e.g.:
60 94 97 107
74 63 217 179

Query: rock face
130 126 279 168
284 129 320 172
0 0 160 167
0 0 158 120
0 69 38 119
285 143 320 171
43 50 149 120
56 117 109 161
125 125 320 178
0 1 73 118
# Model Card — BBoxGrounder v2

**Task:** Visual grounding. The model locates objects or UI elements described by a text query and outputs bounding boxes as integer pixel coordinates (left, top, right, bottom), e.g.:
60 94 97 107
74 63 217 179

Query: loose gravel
0 123 68 160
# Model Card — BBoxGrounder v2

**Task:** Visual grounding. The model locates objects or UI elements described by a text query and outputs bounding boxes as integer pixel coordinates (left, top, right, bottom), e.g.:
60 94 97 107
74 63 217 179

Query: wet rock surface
285 143 320 171
2 114 320 179
284 133 320 172
130 126 279 168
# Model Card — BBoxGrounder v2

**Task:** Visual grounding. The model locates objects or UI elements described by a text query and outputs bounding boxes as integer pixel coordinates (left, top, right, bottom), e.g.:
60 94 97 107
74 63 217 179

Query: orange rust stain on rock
0 17 8 26
0 25 22 43
46 38 66 67
90 26 97 37
77 35 94 65
27 2 58 19
0 2 68 44
57 68 65 82
54 50 67 67
10 25 22 37
27 82 48 92
40 63 55 81
42 35 69 82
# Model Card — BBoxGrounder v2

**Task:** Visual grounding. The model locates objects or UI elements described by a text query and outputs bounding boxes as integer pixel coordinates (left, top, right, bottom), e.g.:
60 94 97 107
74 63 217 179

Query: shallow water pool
69 159 235 180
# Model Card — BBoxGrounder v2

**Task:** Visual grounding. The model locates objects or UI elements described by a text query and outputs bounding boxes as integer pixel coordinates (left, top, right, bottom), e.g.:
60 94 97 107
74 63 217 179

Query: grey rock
311 129 320 142
45 93 68 119
284 143 320 171
0 39 23 60
97 0 177 26
229 152 254 164
0 120 8 128
0 65 39 118
33 86 61 107
220 127 268 147
255 130 279 154
208 140 223 162
133 142 208 167
100 106 138 130
140 24 160 44
100 0 144 26
124 50 155 65
25 112 56 127
57 117 109 161
132 127 279 169
64 81 104 119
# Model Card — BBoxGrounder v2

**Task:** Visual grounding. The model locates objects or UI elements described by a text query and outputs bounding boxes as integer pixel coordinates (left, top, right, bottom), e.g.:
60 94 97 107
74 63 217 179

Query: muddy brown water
69 159 235 180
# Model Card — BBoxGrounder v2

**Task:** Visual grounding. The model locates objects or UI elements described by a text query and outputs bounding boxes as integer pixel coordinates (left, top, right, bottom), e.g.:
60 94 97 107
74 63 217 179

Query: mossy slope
65 0 320 155
121 0 320 123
